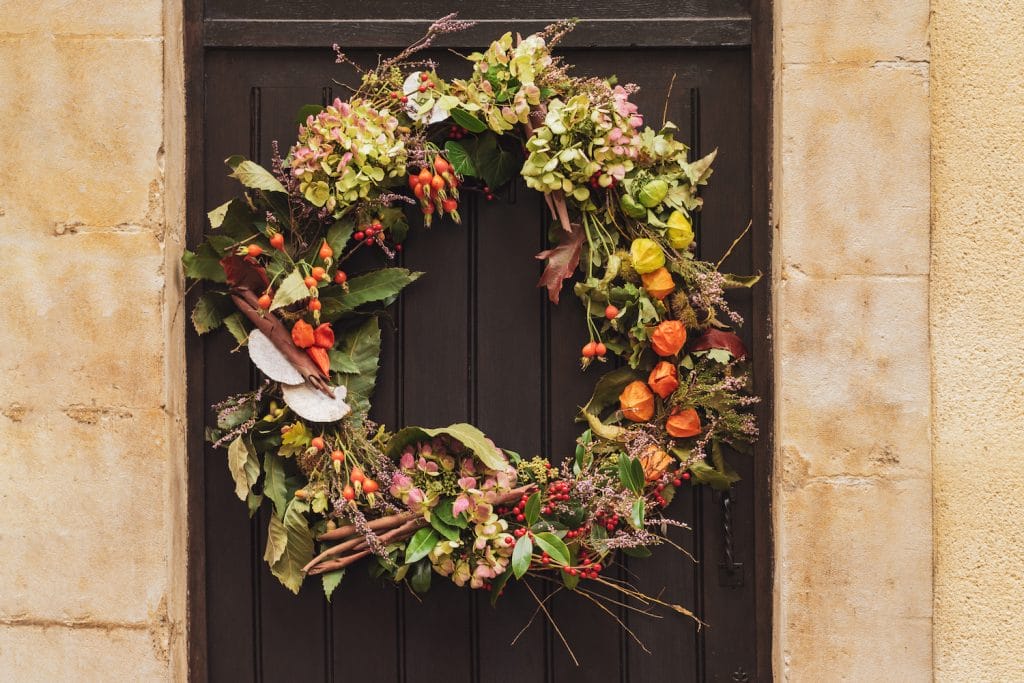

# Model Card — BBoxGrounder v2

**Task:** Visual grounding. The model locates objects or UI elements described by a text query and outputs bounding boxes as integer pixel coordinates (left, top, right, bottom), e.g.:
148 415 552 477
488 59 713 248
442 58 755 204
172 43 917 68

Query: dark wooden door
185 2 773 681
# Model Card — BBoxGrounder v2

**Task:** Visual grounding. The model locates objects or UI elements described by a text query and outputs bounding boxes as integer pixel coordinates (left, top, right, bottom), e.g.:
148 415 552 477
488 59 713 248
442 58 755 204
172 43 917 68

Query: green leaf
267 498 314 594
404 527 439 565
191 291 230 335
246 491 263 517
328 348 360 373
630 499 645 529
227 157 286 194
270 269 309 311
222 313 249 346
263 453 289 519
182 244 227 283
334 318 382 417
429 513 462 542
687 460 736 491
524 492 541 526
320 268 422 321
385 423 509 472
227 436 260 501
410 559 432 594
722 272 762 289
325 218 356 257
434 499 469 529
296 104 325 125
322 569 345 602
208 200 232 229
489 565 513 606
444 140 477 177
581 410 627 441
533 532 570 567
264 512 288 567
512 535 533 579
474 134 517 189
449 107 487 133
618 455 644 496
622 546 652 558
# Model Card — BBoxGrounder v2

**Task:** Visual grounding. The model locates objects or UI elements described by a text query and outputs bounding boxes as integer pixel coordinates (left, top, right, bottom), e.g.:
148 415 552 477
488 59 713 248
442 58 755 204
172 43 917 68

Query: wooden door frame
181 2 774 679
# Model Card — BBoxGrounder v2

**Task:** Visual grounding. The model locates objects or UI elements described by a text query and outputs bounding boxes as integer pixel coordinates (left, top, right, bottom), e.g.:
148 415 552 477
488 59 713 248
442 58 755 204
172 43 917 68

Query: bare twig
524 581 579 666
715 219 753 270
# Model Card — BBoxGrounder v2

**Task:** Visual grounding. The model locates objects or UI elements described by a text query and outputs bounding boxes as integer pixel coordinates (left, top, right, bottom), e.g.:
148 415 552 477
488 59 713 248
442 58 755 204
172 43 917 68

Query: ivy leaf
226 156 286 194
533 532 570 567
320 268 422 321
182 244 228 283
444 140 477 177
385 424 509 472
535 222 584 304
227 436 260 501
524 492 541 527
263 453 289 519
449 107 487 133
267 498 314 594
191 291 231 335
295 104 325 125
404 527 439 565
512 534 533 579
410 559 433 594
474 133 517 189
270 269 310 311
333 318 382 417
322 569 345 602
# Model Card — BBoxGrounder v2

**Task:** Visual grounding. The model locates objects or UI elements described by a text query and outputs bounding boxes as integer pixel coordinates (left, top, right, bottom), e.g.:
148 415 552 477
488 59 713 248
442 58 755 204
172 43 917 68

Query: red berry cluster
565 523 589 540
388 91 410 104
581 341 607 358
448 124 469 140
409 156 460 226
595 508 621 532
543 480 571 515
510 491 531 522
562 555 603 580
587 171 618 190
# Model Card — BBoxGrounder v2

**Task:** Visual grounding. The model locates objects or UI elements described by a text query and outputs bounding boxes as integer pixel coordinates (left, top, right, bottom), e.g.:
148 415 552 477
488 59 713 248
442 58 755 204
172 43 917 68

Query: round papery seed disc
282 383 351 422
247 330 305 385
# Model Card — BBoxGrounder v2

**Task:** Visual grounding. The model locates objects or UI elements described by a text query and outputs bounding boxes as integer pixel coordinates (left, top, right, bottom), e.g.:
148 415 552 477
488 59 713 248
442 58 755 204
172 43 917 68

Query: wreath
185 16 760 644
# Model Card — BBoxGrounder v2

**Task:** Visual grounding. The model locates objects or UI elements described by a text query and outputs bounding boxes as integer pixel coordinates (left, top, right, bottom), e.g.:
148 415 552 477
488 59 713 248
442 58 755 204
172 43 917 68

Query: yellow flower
666 211 695 249
630 238 665 275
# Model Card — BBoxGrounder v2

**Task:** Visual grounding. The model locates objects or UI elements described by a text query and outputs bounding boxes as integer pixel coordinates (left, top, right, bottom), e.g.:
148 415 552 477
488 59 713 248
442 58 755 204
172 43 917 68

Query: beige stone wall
773 1 934 680
932 1 1024 680
0 1 187 680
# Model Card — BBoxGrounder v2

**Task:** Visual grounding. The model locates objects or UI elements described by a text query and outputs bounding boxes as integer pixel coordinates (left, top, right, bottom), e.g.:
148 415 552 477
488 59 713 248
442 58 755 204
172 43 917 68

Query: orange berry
257 294 272 310
311 266 326 281
308 299 322 312
330 450 345 462
247 244 263 257
310 437 325 450
582 342 598 358
304 276 317 289
334 270 348 284
350 467 365 483
319 241 333 259
270 233 285 250
342 485 355 501
363 479 379 494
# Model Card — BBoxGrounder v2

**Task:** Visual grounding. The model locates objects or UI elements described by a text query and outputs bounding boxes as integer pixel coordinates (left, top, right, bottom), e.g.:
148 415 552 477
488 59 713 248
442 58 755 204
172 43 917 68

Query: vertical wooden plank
473 183 549 680
399 208 473 683
693 51 759 683
202 50 258 683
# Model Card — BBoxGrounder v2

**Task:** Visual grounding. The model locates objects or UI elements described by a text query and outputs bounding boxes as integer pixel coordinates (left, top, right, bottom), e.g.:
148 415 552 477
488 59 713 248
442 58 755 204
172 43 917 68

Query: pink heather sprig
690 270 744 326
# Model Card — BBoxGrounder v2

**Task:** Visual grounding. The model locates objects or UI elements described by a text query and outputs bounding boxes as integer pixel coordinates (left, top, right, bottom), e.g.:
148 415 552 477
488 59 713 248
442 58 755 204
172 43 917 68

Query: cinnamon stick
230 287 334 397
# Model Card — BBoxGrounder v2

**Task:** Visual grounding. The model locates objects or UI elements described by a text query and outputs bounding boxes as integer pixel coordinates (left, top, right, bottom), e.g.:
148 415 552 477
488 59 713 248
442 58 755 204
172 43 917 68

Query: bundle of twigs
303 484 537 576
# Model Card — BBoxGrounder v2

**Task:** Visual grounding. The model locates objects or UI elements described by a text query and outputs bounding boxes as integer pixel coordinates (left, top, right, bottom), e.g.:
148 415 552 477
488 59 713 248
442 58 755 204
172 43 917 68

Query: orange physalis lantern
666 407 702 438
619 380 655 422
291 319 315 349
651 320 687 357
647 361 679 399
641 266 675 300
639 445 673 482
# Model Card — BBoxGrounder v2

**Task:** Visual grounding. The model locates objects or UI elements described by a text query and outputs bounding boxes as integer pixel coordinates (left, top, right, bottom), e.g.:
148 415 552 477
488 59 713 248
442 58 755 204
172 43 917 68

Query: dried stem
524 581 579 666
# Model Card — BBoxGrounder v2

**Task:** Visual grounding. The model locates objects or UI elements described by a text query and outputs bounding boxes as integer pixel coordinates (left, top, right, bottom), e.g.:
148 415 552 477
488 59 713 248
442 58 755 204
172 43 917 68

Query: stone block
0 623 168 681
0 407 168 623
0 37 163 230
0 231 166 408
780 63 929 277
1 1 162 37
778 478 932 681
777 275 930 480
780 0 930 65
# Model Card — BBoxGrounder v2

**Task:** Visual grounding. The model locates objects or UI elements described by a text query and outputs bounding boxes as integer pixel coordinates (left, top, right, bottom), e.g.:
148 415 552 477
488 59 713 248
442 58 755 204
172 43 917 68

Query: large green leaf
267 498 313 594
434 498 469 529
533 532 570 567
429 513 462 542
227 436 260 501
474 134 517 189
449 107 487 133
263 453 289 519
582 367 638 418
182 243 227 283
444 140 477 177
333 317 382 417
207 200 232 229
618 455 644 496
325 218 356 257
385 423 509 472
270 269 309 311
226 156 286 194
404 527 440 565
524 492 541 527
222 313 249 346
319 268 422 321
512 534 533 579
191 291 231 335
410 559 433 594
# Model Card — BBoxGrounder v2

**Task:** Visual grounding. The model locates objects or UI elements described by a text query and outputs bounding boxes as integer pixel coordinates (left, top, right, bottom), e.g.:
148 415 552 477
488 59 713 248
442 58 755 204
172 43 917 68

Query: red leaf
220 255 269 292
313 323 335 349
535 222 584 304
689 329 748 360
